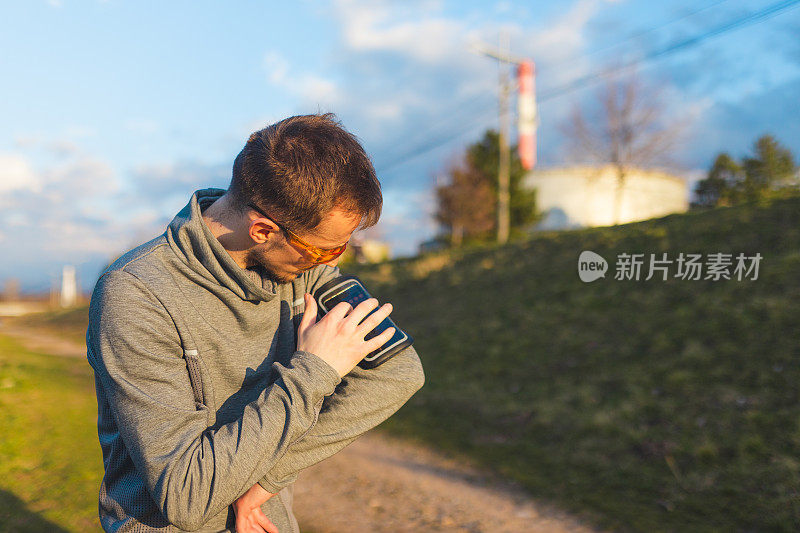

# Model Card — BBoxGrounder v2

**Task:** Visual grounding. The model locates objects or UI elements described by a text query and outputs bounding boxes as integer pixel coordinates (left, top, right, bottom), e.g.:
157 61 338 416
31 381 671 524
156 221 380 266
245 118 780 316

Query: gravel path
1 324 600 533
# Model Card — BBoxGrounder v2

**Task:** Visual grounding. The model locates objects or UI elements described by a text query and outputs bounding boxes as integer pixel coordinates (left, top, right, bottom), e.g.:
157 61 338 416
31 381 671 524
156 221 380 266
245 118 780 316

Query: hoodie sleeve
87 269 341 531
256 265 425 493
256 345 424 492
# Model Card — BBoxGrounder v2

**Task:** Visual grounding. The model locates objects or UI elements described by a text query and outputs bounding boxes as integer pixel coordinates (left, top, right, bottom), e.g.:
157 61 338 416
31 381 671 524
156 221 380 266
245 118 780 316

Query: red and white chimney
517 60 537 170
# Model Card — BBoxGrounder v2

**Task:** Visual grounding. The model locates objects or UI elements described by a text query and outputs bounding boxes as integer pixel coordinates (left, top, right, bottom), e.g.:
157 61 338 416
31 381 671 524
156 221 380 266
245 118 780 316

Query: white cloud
15 128 95 155
337 0 466 64
0 153 41 193
263 51 290 85
48 140 80 157
528 0 599 59
262 50 342 107
131 160 228 199
333 0 603 75
317 0 614 153
14 136 42 149
362 101 404 121
5 212 31 227
495 1 512 14
375 186 438 254
303 75 339 103
0 150 131 264
49 157 118 195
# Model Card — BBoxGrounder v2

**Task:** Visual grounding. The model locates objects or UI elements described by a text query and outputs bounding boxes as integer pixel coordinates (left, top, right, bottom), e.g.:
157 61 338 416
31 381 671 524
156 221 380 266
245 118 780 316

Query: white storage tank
526 165 688 229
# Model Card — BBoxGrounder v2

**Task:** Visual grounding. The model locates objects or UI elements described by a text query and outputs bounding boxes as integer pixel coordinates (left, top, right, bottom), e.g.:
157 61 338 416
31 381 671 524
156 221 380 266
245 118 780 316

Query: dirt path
292 431 597 533
1 324 599 533
0 324 86 358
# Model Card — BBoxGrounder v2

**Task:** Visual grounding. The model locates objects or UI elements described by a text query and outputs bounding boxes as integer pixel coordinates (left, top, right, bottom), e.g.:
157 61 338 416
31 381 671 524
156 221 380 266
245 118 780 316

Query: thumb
298 293 317 335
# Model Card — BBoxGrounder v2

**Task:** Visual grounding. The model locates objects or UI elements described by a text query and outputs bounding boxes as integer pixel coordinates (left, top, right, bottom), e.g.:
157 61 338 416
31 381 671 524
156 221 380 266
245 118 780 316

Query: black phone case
312 275 414 369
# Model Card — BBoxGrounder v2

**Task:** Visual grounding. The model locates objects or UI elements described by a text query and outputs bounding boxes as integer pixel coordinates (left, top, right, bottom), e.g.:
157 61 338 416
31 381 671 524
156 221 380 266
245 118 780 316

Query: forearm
161 354 340 529
94 345 340 531
257 345 424 492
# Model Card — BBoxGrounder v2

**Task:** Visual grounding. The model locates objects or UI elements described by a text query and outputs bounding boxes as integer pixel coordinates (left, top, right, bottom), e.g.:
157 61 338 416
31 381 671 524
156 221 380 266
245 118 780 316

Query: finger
324 300 353 322
344 298 380 328
356 303 392 337
256 511 280 533
297 294 317 336
363 326 396 353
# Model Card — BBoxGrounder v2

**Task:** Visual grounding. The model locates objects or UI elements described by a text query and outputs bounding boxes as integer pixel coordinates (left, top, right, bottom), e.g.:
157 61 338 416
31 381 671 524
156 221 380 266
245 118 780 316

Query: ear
248 218 281 244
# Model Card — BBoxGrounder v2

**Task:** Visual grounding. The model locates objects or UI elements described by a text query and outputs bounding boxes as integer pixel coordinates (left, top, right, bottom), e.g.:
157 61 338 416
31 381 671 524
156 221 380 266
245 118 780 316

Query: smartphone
313 275 413 369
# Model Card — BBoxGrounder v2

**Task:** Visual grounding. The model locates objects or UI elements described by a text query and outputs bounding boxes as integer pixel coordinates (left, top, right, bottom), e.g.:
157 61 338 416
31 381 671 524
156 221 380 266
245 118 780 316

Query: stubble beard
246 242 298 284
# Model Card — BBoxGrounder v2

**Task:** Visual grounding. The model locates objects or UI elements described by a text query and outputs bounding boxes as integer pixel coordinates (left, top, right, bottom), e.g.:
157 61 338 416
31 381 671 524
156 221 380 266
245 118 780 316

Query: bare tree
563 71 685 224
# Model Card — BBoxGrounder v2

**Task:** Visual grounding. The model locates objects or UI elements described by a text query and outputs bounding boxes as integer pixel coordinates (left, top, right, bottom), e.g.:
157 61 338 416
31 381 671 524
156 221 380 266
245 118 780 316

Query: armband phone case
313 275 413 369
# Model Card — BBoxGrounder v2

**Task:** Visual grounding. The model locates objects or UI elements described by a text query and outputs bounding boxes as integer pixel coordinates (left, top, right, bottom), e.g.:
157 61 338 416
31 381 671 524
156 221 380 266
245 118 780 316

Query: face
248 207 361 283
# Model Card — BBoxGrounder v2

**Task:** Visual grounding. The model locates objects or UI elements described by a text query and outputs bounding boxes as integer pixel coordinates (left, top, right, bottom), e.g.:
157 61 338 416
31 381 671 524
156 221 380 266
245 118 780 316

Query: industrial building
526 165 688 229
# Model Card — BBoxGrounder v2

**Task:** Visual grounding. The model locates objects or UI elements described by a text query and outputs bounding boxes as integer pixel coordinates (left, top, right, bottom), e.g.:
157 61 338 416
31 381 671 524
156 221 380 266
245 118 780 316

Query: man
87 114 425 533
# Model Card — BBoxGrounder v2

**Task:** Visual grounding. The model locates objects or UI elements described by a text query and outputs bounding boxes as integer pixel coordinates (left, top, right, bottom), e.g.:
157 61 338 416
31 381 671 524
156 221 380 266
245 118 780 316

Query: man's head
218 114 382 282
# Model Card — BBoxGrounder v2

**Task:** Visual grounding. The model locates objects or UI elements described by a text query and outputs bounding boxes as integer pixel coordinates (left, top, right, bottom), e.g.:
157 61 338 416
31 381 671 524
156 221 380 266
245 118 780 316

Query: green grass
0 335 102 532
0 335 324 533
348 195 800 532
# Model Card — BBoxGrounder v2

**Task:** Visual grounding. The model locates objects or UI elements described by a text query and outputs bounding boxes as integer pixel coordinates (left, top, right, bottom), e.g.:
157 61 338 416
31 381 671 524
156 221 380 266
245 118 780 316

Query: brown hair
228 113 382 232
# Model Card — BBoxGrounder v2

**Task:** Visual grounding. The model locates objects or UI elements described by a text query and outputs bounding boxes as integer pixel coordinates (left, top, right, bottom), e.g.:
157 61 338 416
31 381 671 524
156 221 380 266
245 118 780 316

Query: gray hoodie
87 188 425 532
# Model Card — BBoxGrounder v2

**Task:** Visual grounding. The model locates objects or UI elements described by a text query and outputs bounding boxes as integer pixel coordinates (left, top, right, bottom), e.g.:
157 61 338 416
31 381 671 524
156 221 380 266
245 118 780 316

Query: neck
201 194 252 269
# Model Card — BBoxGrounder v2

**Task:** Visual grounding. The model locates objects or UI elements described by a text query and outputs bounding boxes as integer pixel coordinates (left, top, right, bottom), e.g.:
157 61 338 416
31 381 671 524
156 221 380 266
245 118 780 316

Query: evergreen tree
742 135 797 201
693 153 743 208
434 130 540 246
466 130 539 237
693 134 798 208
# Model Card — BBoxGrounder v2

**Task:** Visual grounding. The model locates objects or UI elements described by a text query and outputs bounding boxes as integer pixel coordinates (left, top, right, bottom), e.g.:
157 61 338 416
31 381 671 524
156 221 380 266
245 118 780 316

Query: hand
296 293 395 378
232 483 278 533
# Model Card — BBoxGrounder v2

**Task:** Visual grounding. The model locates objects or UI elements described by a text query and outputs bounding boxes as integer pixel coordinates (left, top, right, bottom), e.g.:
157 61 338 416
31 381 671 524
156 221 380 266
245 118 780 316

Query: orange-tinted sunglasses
248 204 348 264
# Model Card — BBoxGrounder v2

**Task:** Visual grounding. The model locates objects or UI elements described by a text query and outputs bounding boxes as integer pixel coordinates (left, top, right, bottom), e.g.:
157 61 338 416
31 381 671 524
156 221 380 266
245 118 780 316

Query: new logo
578 251 608 282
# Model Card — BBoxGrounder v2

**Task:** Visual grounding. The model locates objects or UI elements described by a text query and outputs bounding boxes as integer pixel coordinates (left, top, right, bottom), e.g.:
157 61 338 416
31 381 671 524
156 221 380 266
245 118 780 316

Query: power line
375 0 800 174
583 0 732 60
373 92 496 172
375 0 728 173
539 0 800 101
377 108 495 174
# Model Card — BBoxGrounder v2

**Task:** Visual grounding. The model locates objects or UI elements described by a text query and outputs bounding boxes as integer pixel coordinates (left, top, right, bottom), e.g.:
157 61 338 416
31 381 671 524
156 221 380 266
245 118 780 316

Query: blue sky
1 0 799 292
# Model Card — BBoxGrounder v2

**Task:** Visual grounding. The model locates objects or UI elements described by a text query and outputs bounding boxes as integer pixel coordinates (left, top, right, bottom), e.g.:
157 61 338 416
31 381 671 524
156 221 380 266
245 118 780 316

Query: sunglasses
247 203 348 264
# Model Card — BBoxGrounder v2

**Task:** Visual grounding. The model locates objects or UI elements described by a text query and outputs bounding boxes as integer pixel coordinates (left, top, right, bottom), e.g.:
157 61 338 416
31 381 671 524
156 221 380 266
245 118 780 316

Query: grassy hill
349 195 800 532
5 195 799 531
0 335 101 532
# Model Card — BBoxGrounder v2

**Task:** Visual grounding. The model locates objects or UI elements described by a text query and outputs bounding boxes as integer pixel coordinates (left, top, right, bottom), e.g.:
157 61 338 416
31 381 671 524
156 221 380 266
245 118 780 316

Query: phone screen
315 277 412 367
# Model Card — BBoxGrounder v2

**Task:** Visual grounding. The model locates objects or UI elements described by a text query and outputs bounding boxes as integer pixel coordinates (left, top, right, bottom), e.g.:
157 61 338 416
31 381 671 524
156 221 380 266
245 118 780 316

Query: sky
1 0 799 292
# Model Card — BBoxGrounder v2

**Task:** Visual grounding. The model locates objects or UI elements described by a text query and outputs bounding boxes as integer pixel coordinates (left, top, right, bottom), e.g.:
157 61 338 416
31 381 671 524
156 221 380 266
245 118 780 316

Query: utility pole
497 43 511 244
472 36 525 245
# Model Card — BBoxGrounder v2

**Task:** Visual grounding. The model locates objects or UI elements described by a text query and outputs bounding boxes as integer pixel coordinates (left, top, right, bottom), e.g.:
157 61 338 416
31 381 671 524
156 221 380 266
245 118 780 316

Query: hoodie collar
167 188 278 302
